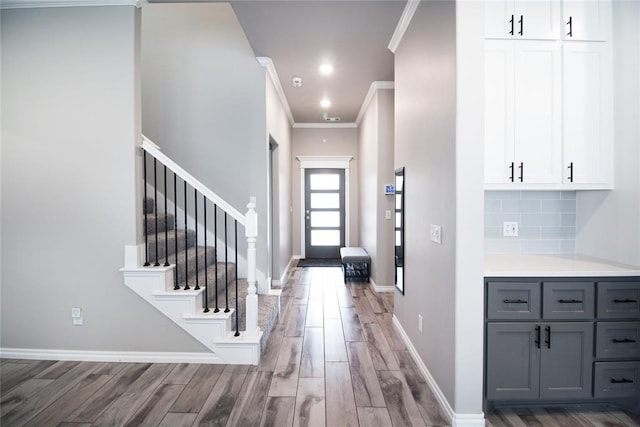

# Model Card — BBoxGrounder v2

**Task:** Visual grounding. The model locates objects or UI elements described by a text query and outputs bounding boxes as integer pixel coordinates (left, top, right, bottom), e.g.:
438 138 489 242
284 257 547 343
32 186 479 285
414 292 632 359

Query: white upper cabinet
562 0 612 41
562 43 613 188
486 0 561 40
484 0 614 190
485 40 562 187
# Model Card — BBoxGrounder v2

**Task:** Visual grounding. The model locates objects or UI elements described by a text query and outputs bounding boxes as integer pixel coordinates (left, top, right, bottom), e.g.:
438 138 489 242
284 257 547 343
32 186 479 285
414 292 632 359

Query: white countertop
485 253 640 277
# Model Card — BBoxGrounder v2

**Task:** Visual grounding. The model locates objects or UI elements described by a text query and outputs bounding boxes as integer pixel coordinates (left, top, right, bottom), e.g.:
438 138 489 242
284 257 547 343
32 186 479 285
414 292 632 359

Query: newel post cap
245 196 258 238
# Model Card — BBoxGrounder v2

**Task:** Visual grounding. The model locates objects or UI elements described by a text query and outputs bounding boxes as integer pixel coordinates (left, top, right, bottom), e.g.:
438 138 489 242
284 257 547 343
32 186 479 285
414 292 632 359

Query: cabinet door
485 0 560 40
485 41 515 184
539 322 593 399
485 41 561 186
517 0 561 40
563 0 612 41
562 43 613 187
485 0 517 39
486 323 540 400
514 41 562 184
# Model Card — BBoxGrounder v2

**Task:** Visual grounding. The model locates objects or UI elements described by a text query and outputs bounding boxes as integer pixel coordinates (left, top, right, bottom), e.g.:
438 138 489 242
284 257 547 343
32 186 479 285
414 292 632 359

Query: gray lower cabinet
485 277 640 408
486 321 593 400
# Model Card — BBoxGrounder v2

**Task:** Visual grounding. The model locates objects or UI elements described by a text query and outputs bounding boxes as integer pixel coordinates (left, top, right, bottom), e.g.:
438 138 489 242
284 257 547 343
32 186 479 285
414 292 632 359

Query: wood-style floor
1 266 639 426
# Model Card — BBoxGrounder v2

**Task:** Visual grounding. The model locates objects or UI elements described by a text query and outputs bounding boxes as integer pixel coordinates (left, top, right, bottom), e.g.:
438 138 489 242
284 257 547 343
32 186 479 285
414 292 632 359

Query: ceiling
230 1 407 124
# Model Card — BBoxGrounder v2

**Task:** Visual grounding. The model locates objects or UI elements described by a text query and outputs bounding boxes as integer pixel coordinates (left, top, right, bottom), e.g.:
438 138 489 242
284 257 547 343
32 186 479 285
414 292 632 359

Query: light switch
72 307 83 326
385 210 392 220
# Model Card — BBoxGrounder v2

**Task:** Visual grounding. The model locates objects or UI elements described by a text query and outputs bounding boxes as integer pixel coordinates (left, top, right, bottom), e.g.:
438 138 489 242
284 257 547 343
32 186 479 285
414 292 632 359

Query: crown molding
388 0 420 53
293 123 357 129
0 0 141 8
257 56 295 127
355 81 394 126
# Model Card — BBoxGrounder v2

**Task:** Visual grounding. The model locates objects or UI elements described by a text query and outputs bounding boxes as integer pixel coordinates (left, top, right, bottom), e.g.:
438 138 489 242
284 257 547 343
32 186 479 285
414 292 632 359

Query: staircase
121 137 279 365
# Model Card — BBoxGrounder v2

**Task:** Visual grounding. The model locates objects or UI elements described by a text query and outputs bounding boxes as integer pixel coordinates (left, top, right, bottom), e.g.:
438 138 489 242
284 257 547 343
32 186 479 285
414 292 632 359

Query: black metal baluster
203 196 209 313
234 220 239 337
214 206 219 313
153 158 160 266
143 150 150 267
194 189 200 291
184 180 190 290
173 173 179 290
224 212 229 313
164 165 169 267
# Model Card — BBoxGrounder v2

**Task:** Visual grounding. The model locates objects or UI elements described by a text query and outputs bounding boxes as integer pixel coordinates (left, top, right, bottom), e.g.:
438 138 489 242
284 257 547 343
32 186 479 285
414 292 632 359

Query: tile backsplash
485 191 576 254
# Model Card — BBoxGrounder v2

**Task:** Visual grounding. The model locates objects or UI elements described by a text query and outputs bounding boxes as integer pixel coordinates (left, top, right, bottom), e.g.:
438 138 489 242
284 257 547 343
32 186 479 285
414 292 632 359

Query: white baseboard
369 277 395 293
274 255 299 286
0 348 224 364
452 413 487 427
392 315 486 427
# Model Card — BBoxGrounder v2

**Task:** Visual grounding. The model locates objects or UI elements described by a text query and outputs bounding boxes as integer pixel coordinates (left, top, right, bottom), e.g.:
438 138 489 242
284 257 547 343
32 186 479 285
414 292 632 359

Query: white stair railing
141 135 258 338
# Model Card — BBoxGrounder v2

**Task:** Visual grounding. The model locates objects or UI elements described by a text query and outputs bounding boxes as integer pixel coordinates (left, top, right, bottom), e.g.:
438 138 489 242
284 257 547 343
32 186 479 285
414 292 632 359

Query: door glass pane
396 195 402 209
310 174 339 190
311 230 340 246
396 230 401 246
311 193 339 209
311 211 340 228
396 212 401 227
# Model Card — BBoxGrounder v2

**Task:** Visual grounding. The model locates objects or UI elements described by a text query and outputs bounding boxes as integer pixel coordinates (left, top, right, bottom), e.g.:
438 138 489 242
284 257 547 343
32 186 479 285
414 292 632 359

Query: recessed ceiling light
320 98 331 108
319 64 334 75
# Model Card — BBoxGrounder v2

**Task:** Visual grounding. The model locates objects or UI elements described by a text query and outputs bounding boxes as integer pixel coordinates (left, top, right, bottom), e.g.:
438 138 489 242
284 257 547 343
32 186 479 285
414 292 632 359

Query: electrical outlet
418 314 423 333
503 221 519 237
430 224 442 244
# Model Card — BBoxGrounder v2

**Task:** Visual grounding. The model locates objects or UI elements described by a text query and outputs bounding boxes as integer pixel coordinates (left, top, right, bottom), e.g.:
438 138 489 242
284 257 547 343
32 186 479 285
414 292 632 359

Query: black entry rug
297 258 342 267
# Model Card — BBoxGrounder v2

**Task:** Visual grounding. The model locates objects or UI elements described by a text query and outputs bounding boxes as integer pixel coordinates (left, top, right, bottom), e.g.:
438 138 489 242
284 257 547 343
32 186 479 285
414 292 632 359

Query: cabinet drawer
596 322 640 359
487 282 541 320
543 282 595 320
597 282 640 319
593 361 640 399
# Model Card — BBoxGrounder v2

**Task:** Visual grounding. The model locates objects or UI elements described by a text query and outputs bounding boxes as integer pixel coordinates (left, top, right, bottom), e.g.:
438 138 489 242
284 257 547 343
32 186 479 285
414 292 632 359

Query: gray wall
358 89 395 287
576 0 640 266
1 6 206 353
265 75 293 282
394 1 457 405
291 127 359 256
141 4 269 282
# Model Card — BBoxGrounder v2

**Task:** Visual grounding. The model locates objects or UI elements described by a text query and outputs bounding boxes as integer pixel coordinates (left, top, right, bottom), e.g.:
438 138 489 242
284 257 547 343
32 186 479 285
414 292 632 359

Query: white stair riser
122 267 261 364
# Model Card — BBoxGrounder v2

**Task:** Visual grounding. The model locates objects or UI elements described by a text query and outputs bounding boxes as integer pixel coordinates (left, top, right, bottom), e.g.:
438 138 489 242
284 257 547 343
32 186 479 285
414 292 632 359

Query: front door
304 168 345 259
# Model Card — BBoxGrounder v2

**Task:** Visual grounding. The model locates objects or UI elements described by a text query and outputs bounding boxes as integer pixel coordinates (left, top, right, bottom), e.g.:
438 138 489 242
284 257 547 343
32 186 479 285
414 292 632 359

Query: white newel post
244 197 259 338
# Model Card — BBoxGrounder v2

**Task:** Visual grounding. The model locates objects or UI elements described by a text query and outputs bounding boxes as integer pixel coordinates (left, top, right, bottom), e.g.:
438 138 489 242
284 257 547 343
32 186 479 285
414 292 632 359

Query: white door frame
296 156 353 258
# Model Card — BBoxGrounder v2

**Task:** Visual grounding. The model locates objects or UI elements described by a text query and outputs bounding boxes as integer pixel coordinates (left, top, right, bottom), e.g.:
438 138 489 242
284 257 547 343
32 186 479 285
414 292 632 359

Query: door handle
518 162 524 182
518 15 524 36
567 162 574 182
509 14 514 36
535 326 541 349
567 16 573 37
545 325 551 349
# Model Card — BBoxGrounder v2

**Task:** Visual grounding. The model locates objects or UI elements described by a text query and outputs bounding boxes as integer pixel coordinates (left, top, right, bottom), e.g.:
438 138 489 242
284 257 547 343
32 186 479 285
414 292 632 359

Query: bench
340 247 370 282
